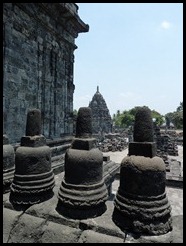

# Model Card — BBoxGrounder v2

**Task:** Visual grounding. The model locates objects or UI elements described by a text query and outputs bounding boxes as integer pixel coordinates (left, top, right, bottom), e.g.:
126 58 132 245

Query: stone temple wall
3 3 88 143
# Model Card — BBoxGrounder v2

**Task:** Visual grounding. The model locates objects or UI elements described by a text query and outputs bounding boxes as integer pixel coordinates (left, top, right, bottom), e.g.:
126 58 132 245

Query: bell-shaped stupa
10 109 55 204
57 107 108 219
113 106 172 235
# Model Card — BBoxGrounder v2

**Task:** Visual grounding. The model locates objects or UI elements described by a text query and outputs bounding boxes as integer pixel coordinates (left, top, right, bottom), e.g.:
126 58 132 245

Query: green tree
165 102 183 129
151 110 164 126
113 113 123 127
112 106 164 129
121 110 135 128
177 101 183 112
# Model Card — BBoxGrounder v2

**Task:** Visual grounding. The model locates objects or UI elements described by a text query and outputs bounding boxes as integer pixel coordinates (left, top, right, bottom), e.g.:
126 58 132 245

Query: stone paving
3 146 183 243
104 145 183 177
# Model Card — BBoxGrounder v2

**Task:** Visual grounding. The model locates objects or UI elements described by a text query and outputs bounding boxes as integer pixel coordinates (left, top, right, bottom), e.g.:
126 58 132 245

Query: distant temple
88 86 112 134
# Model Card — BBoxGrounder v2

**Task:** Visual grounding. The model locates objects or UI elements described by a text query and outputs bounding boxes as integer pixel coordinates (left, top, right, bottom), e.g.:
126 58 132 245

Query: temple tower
89 86 112 134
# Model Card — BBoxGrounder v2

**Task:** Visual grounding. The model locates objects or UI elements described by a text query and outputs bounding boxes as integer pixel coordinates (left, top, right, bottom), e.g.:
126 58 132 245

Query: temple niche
88 86 112 134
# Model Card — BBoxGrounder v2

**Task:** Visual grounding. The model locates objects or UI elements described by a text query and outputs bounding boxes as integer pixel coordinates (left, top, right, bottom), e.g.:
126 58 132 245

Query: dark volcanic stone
64 148 103 185
76 107 92 138
26 109 41 136
133 107 154 142
10 108 55 204
57 106 108 218
129 142 156 158
113 155 172 235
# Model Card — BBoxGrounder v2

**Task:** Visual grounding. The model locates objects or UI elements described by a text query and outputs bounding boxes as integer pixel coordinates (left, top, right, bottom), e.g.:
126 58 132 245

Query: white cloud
161 21 171 29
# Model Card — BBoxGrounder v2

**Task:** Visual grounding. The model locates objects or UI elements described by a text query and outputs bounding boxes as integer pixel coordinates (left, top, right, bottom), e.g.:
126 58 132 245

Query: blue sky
73 3 183 117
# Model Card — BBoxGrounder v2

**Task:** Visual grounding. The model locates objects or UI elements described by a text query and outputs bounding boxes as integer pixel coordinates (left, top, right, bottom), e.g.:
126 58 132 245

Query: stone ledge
3 170 183 243
3 201 183 243
3 185 183 243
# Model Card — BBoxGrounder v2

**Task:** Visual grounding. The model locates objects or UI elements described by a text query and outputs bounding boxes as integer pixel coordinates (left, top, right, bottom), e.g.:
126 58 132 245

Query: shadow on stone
9 189 54 207
107 193 115 201
112 207 173 237
56 200 107 220
3 181 13 194
3 134 15 194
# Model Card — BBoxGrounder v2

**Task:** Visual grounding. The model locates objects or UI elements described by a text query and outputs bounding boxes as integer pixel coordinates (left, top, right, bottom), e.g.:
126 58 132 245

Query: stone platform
3 170 183 243
3 146 183 243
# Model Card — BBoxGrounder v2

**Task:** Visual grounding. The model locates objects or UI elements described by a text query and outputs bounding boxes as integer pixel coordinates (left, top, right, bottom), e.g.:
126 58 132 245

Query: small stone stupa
113 106 172 235
3 134 15 193
10 109 55 205
57 107 108 219
89 86 112 134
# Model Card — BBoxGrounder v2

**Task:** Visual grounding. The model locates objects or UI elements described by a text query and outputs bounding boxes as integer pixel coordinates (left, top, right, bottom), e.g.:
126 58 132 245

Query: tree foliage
165 102 183 129
151 110 164 126
176 101 183 112
112 106 164 129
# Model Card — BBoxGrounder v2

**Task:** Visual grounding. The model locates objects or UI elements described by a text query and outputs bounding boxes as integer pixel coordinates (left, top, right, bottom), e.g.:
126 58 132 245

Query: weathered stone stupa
3 134 15 193
57 107 108 219
113 106 172 235
10 109 55 204
89 86 112 134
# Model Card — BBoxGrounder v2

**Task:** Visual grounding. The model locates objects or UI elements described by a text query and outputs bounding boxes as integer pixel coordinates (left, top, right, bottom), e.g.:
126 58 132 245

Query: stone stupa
57 107 108 219
113 106 172 235
10 109 55 205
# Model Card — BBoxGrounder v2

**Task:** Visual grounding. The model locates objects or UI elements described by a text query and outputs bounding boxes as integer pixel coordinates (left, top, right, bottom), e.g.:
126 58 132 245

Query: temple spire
97 86 99 93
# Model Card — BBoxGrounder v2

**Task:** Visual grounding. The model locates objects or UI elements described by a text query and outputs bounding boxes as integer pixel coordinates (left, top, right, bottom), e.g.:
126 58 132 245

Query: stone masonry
89 86 112 134
3 3 89 143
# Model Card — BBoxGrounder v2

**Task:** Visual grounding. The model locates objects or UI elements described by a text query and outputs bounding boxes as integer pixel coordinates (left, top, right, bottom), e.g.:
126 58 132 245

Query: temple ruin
3 106 182 243
3 3 182 243
3 3 89 143
89 86 112 134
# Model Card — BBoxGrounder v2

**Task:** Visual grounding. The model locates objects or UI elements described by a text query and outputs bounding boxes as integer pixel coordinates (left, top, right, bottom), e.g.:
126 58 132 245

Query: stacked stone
167 142 178 156
57 107 108 219
156 134 178 157
10 109 55 204
113 107 172 235
153 123 162 149
98 137 128 152
3 134 15 193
